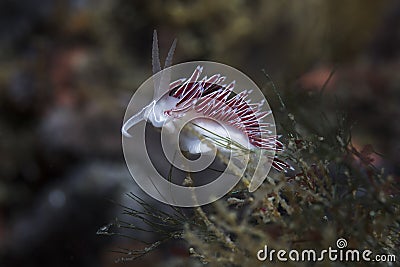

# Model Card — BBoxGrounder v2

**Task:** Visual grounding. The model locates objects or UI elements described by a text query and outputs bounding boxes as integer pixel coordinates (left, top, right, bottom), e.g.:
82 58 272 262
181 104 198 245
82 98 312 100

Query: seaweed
98 33 399 267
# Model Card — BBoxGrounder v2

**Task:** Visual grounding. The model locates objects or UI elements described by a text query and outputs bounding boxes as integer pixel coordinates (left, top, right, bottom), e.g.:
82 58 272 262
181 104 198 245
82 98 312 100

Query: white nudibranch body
122 66 289 172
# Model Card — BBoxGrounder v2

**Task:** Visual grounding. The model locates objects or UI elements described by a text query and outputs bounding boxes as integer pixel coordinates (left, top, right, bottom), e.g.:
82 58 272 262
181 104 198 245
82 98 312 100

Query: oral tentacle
122 102 152 137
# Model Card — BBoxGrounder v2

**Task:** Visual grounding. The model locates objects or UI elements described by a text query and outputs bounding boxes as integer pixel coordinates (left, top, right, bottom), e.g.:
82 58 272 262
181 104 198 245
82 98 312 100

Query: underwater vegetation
1 1 400 267
98 33 400 267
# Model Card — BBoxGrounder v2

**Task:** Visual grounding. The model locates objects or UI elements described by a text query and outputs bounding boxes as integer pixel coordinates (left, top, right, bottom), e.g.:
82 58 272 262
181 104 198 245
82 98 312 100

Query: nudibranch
122 65 289 173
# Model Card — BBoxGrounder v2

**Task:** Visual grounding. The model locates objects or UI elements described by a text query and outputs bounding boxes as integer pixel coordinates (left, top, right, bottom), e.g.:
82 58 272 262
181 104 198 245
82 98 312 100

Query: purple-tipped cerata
122 65 289 172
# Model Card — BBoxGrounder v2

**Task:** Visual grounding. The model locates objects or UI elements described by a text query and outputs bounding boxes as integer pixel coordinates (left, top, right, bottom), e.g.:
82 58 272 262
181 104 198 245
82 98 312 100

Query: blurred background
0 0 399 266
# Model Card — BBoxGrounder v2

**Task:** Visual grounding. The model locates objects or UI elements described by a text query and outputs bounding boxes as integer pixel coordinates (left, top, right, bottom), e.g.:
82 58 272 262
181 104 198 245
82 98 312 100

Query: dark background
0 0 399 266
